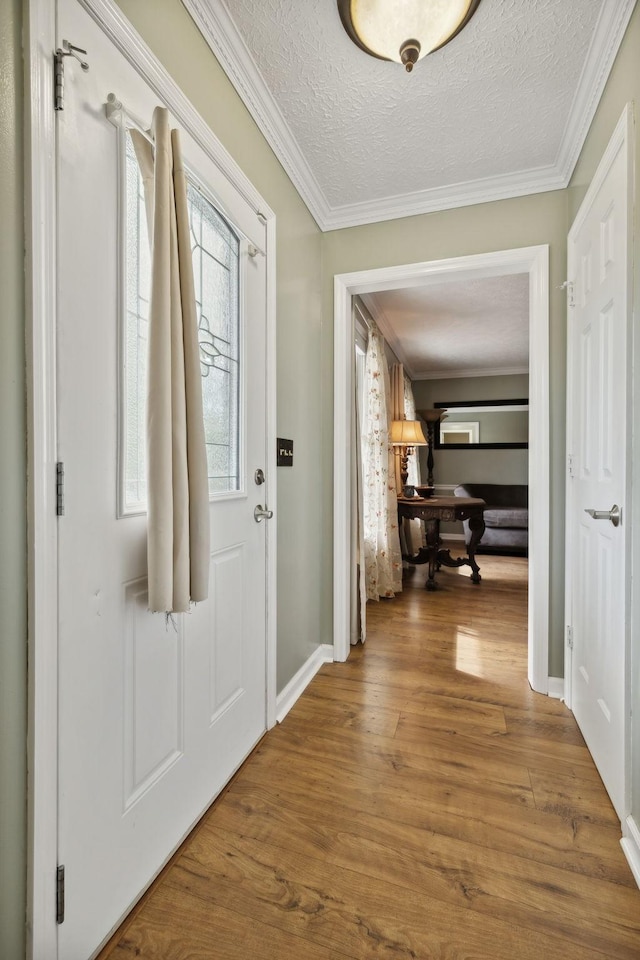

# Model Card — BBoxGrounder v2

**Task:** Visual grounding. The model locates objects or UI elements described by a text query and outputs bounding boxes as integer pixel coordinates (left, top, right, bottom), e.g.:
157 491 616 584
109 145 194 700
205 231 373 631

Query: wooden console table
398 496 486 591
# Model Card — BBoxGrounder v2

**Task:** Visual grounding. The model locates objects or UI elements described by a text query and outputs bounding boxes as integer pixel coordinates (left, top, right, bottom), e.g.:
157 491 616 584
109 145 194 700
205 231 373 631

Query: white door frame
25 1 277 956
333 246 550 692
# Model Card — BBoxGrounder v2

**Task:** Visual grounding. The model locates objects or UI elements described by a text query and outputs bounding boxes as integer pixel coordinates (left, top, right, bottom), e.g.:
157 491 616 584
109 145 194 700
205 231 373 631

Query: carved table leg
424 518 440 590
398 500 486 589
466 513 485 584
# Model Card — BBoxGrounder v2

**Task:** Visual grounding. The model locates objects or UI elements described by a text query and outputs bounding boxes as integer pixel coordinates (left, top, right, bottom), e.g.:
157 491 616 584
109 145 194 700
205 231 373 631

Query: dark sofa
454 483 528 554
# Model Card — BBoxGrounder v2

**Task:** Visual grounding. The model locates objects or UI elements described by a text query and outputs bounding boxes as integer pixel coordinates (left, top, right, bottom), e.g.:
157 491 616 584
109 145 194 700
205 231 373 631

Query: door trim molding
25 1 277 955
25 2 59 956
333 246 550 693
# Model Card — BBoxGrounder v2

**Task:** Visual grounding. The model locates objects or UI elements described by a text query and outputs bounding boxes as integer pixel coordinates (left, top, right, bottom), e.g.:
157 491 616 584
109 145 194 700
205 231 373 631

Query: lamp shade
417 408 447 423
338 0 481 71
390 419 427 446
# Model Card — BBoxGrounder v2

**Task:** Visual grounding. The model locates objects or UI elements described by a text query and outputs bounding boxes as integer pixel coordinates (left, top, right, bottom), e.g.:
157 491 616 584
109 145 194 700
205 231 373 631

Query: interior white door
56 1 270 956
567 109 631 821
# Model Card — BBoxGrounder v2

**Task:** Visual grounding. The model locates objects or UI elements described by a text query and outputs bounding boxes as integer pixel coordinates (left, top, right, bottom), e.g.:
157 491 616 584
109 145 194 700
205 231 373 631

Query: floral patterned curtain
362 326 403 599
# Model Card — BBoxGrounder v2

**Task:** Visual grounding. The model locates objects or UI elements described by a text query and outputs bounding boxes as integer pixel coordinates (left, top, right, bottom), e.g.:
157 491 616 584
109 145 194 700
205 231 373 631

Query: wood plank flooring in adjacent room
99 551 640 960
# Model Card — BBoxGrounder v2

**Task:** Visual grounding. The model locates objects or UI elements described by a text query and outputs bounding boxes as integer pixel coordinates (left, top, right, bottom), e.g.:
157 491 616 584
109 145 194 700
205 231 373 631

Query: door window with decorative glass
122 131 241 513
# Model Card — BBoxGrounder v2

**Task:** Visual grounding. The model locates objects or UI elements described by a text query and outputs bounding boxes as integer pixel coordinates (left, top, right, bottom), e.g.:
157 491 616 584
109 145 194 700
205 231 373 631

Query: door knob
584 504 621 527
254 504 274 523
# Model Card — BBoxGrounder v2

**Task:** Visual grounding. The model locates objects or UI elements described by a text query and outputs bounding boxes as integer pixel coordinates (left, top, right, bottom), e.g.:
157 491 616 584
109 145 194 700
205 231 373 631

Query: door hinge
56 461 65 516
54 40 89 111
566 625 574 650
560 280 575 307
56 865 65 925
567 454 575 478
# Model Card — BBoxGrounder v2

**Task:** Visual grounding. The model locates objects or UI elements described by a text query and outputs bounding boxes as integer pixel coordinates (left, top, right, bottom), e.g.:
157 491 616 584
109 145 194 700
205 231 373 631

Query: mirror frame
433 398 529 450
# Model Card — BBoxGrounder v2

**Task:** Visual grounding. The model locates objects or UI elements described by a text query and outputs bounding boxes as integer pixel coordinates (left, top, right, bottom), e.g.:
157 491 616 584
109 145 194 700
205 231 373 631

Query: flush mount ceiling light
338 0 482 72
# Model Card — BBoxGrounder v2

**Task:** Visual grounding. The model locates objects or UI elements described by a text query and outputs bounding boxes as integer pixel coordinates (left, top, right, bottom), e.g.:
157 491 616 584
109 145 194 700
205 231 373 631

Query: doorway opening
333 247 550 693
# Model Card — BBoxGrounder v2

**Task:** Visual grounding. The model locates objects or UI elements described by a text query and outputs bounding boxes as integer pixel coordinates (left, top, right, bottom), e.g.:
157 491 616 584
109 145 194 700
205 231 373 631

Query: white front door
56 1 271 956
566 107 632 821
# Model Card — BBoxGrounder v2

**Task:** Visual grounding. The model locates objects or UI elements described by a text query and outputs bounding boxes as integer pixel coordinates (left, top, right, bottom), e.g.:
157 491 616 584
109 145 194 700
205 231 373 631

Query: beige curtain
390 363 405 493
131 108 210 614
404 373 424 550
390 362 419 555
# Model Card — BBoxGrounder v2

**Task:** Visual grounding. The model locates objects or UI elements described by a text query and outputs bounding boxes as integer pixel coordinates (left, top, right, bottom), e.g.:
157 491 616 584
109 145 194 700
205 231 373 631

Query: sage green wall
0 1 27 957
413 375 529 488
567 1 640 836
115 0 325 691
321 192 568 677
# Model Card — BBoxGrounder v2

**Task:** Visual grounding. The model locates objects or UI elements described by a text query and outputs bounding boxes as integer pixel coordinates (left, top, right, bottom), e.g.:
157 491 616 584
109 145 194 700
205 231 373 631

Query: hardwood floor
99 553 640 959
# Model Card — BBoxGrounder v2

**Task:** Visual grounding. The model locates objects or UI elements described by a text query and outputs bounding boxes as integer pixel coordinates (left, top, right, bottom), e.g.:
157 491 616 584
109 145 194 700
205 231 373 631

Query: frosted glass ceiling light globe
338 0 481 72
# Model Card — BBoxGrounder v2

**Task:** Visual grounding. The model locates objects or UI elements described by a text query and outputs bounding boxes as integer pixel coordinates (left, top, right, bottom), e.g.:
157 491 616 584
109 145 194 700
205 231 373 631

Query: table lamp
390 419 427 496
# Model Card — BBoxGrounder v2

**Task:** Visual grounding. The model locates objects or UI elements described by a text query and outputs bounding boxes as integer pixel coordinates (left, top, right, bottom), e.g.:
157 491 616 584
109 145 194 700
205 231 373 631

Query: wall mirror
434 399 528 449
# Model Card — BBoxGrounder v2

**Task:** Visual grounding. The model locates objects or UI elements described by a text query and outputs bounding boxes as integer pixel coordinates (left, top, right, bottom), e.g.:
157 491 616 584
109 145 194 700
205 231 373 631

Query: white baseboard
276 643 334 723
547 676 565 699
622 816 640 889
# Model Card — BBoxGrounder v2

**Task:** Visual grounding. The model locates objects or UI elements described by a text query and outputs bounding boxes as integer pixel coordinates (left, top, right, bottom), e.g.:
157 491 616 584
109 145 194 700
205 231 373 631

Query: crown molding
182 0 635 232
181 0 330 229
412 366 530 381
554 0 637 183
321 166 566 231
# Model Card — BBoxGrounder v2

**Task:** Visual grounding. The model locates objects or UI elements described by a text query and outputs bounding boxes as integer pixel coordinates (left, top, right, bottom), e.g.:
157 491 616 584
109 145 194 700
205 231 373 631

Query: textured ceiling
362 274 530 379
184 0 636 227
225 0 595 206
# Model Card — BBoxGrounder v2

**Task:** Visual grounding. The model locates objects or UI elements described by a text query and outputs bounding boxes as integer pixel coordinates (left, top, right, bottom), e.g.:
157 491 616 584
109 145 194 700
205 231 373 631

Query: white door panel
56 1 269 956
567 112 630 821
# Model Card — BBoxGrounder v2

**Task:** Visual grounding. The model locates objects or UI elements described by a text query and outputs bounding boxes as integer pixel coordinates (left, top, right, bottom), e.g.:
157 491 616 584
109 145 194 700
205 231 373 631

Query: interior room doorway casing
333 246 550 693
